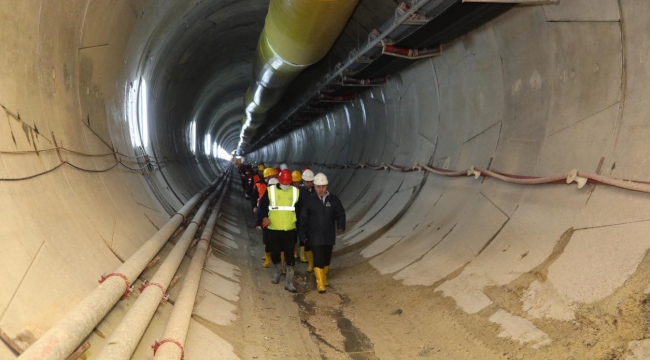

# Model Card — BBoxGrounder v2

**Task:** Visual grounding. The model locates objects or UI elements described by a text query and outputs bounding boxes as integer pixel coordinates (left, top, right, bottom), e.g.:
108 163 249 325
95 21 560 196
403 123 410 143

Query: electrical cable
289 161 650 195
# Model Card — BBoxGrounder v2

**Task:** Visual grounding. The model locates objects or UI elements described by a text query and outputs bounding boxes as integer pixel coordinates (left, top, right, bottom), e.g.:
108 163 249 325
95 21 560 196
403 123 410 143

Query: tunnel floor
209 182 380 360
190 177 650 360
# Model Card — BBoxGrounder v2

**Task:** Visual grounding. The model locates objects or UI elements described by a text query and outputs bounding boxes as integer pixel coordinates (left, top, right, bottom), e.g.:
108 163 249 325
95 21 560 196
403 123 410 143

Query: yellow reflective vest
267 185 300 231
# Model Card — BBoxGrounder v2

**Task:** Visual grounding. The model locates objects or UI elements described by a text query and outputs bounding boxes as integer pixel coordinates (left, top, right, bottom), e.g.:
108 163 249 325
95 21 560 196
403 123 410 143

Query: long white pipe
94 179 225 360
18 178 222 360
154 177 230 360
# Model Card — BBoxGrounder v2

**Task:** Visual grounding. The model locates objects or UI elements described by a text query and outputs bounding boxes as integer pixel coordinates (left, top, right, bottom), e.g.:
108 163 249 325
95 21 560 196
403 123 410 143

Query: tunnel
1 0 650 359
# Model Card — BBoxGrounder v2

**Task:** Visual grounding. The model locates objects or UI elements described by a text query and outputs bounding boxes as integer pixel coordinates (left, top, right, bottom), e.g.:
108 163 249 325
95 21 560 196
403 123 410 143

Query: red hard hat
279 169 292 185
274 167 281 175
302 166 310 172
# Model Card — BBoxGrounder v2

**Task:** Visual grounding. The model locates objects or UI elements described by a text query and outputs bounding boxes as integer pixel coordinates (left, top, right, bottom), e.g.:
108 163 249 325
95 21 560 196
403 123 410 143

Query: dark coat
296 186 316 227
300 186 316 198
299 193 346 246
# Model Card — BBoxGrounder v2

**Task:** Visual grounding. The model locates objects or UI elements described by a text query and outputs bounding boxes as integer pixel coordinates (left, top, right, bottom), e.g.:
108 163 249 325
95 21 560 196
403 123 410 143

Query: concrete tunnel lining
4 0 650 359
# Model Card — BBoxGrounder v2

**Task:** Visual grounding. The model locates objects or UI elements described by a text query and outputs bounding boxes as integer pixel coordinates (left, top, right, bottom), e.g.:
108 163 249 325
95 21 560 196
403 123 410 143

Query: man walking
299 173 346 293
256 169 301 293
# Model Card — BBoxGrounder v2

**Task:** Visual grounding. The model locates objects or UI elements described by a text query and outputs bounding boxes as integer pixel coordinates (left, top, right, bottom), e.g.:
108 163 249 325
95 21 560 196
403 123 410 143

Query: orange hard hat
279 169 292 185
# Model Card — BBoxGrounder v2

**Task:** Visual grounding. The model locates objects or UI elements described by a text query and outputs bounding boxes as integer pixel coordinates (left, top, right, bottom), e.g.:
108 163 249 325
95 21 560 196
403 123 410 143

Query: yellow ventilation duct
238 0 360 152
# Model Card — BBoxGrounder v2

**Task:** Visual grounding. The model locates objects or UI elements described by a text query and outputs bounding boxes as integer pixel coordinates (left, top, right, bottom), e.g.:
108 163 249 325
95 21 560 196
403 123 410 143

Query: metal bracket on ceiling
334 76 387 87
370 32 395 47
350 48 374 64
396 3 431 25
382 43 443 60
319 93 357 103
334 61 355 76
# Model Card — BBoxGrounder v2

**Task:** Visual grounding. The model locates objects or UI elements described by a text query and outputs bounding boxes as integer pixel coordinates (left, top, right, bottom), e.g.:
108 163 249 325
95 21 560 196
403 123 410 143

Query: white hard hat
280 163 288 170
302 169 315 181
268 178 279 185
314 173 328 186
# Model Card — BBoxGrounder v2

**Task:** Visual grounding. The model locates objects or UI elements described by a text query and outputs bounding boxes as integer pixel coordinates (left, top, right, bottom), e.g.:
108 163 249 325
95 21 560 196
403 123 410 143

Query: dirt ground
197 189 650 360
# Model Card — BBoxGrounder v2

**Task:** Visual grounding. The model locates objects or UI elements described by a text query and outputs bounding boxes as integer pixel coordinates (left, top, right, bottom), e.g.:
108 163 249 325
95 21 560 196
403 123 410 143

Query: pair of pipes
19 172 230 360
237 0 361 151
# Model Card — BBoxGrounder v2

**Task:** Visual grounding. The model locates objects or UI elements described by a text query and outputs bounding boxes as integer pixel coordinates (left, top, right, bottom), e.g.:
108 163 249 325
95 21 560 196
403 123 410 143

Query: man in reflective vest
256 169 301 293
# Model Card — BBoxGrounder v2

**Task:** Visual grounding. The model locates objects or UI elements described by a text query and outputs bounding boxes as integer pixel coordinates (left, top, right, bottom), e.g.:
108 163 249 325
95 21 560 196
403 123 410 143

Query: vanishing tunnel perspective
2 0 650 359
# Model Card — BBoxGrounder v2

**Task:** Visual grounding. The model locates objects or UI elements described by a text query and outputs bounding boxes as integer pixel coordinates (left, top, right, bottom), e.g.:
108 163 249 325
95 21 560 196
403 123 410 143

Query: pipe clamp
98 273 132 298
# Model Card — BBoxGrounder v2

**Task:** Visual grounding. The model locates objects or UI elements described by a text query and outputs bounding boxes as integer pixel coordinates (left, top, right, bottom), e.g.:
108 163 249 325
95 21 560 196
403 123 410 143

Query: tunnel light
214 143 231 160
190 121 197 154
127 82 142 148
204 134 211 156
139 79 149 148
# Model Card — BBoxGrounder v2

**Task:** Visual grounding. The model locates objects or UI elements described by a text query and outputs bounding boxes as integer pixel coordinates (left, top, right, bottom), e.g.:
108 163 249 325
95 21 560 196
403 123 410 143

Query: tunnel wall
248 0 650 327
0 0 216 355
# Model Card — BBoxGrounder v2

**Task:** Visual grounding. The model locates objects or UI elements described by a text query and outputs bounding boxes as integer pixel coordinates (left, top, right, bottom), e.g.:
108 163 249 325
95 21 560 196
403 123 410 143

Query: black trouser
312 245 333 269
268 229 296 266
262 228 269 253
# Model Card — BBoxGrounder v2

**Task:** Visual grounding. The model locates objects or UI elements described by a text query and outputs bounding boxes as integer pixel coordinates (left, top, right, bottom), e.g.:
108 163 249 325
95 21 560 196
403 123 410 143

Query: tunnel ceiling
245 0 513 154
143 0 402 199
143 0 514 202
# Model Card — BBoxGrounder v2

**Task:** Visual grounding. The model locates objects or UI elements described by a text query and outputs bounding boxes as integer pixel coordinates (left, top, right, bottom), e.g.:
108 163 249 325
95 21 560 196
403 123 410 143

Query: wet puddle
294 291 378 360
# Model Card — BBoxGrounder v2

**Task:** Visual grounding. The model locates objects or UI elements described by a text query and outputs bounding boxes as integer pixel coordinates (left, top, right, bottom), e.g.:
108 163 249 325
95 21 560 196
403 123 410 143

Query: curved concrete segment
2 0 650 359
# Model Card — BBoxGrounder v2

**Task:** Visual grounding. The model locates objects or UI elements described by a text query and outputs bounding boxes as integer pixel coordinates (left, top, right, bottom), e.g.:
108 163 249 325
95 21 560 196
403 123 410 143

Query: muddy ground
197 191 650 360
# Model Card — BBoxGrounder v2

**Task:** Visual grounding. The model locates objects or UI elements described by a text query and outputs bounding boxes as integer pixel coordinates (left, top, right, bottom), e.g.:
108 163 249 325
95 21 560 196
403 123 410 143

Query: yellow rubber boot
306 251 314 273
262 253 272 268
281 252 286 274
299 246 308 263
323 266 330 286
314 267 326 293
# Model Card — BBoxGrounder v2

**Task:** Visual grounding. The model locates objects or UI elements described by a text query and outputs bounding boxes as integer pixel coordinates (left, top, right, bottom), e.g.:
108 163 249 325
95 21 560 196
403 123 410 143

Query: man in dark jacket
299 173 346 293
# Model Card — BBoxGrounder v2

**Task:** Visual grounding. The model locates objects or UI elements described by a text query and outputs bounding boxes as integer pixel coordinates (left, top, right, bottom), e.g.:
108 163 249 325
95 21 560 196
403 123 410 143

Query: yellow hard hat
291 170 302 182
257 164 265 172
263 167 277 178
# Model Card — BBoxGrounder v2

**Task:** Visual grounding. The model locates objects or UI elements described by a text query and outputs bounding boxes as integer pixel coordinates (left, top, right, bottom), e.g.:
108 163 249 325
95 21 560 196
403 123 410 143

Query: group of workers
237 162 346 294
